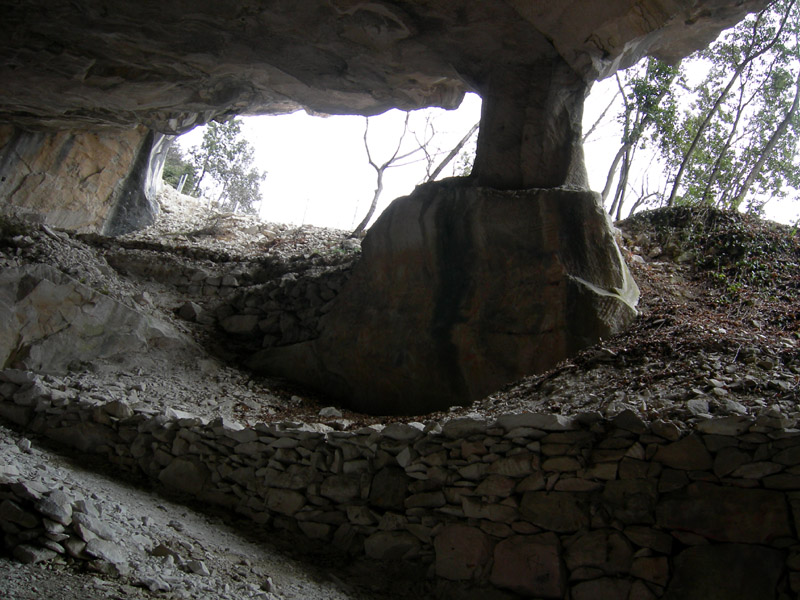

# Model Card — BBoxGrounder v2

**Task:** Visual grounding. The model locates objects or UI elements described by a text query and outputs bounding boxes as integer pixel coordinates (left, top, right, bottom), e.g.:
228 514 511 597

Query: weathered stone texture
0 125 159 234
4 374 800 599
0 264 195 373
0 0 768 133
663 544 785 600
434 524 492 581
251 183 639 414
656 482 792 544
519 492 590 533
490 533 566 598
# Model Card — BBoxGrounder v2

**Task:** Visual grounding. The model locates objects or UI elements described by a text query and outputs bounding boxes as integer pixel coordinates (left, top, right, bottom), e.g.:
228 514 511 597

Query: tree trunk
583 90 620 143
700 84 749 205
733 70 800 207
425 122 479 182
351 171 384 237
666 2 794 206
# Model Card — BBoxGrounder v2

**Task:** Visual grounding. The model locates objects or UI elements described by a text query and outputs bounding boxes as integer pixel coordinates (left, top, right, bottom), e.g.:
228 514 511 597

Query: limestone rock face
251 181 639 414
0 0 767 227
0 264 195 373
0 125 161 235
0 0 767 132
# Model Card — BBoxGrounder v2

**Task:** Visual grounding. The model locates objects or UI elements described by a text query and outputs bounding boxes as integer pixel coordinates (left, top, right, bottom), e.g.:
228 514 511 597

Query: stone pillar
472 56 590 190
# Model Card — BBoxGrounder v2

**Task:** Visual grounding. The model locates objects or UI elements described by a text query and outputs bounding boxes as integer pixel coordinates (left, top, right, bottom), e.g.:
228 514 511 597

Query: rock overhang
0 0 773 413
0 0 769 133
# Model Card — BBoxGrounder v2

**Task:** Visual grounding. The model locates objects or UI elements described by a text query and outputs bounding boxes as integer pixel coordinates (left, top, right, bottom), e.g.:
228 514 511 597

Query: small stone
151 543 181 560
16 438 32 453
9 481 47 502
0 369 38 385
0 499 40 529
730 461 783 479
491 533 566 597
159 458 210 495
168 519 185 532
185 559 211 576
220 314 260 335
266 489 306 515
686 398 710 416
380 422 425 441
475 475 517 497
102 400 133 419
138 577 171 592
40 538 66 554
73 499 101 518
631 556 669 586
651 420 681 441
695 416 752 436
85 538 126 565
64 536 87 559
520 492 589 532
441 418 487 439
653 435 712 471
364 531 420 560
318 406 342 418
320 475 360 504
405 491 446 509
434 524 493 580
542 456 581 472
13 544 57 564
73 512 115 541
572 577 632 600
664 544 783 599
36 491 73 526
565 530 632 574
42 519 65 535
612 410 647 434
495 413 575 432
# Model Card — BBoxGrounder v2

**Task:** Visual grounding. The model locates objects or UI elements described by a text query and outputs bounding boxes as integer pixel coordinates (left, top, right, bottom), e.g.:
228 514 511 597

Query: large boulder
663 544 785 600
250 180 638 414
0 263 195 373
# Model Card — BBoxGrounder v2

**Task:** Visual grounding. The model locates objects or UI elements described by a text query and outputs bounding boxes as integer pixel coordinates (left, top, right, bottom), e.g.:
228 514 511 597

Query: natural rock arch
0 0 769 413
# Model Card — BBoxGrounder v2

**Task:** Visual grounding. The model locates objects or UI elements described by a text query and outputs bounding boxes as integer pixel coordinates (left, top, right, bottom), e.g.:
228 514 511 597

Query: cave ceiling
0 0 769 134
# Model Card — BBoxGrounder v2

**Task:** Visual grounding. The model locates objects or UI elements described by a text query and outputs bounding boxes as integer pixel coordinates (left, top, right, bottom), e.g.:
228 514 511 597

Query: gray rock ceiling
0 0 768 133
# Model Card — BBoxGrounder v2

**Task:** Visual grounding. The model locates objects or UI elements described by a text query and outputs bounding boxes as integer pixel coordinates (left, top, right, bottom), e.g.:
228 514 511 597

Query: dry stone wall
1 368 798 599
85 238 356 348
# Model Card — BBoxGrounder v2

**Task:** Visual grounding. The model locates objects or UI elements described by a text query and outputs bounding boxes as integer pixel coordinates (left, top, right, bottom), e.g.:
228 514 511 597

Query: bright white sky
176 79 800 229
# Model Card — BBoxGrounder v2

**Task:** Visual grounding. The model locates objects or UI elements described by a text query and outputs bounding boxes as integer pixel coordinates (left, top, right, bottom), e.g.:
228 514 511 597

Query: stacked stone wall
1 369 798 599
98 246 353 347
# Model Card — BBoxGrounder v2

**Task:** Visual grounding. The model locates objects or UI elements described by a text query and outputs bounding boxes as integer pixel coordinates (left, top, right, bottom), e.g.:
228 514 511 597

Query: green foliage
605 57 681 219
605 0 800 217
162 144 197 193
629 206 800 309
659 0 800 210
453 147 474 176
188 118 267 215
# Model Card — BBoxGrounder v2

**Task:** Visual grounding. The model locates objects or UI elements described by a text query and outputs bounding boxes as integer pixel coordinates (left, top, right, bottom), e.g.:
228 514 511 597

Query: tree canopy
596 0 800 220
